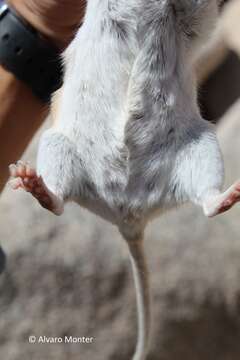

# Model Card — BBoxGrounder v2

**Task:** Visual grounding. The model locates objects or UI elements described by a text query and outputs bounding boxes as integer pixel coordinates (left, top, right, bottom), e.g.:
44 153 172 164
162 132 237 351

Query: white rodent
9 1 240 359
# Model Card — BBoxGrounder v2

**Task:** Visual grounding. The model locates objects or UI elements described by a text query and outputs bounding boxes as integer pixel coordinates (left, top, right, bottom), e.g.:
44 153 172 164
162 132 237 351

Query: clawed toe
9 161 36 192
9 164 18 177
9 161 36 180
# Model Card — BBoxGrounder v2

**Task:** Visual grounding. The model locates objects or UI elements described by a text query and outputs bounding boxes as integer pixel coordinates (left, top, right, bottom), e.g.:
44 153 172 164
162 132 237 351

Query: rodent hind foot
8 161 64 216
203 180 240 217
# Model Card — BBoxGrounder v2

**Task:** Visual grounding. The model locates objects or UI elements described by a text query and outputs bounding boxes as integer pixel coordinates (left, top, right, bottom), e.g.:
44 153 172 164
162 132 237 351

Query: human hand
7 0 86 49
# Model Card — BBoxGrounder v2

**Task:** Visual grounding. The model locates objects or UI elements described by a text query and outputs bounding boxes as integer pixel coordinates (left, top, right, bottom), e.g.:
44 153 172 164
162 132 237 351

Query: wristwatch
0 2 63 103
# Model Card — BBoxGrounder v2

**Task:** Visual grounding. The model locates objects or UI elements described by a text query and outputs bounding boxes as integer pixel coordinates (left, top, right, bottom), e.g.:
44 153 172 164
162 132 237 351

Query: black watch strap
0 3 63 103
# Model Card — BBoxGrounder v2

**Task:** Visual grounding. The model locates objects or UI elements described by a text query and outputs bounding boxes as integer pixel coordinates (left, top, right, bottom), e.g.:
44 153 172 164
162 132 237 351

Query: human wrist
6 0 85 49
0 3 64 102
6 0 63 48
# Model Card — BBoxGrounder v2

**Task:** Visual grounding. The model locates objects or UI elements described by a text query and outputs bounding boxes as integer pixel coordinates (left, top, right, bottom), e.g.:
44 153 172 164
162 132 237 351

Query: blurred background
0 0 240 359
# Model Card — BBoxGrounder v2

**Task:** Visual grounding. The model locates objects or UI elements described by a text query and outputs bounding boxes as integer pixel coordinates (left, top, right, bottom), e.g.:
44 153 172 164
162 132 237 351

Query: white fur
36 1 224 359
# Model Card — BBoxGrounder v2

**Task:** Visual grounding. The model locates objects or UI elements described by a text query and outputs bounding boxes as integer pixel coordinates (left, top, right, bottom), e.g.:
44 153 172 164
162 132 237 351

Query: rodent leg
8 161 63 215
202 181 240 217
8 128 82 215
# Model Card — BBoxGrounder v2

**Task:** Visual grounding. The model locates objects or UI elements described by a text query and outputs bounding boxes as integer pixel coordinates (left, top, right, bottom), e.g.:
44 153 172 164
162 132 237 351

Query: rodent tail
126 235 151 360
